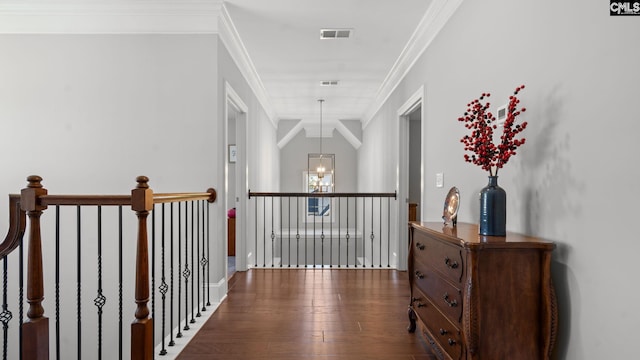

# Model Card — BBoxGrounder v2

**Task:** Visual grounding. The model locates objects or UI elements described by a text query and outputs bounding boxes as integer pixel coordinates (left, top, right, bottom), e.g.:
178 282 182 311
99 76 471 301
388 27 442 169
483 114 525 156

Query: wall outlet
436 173 444 188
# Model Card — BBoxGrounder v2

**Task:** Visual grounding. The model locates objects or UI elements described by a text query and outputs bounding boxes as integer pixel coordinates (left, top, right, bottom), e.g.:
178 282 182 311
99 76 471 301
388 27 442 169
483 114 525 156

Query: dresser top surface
410 222 555 249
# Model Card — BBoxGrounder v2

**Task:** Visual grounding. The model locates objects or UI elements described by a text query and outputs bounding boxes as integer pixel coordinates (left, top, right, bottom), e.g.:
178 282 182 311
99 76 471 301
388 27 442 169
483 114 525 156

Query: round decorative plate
442 187 460 226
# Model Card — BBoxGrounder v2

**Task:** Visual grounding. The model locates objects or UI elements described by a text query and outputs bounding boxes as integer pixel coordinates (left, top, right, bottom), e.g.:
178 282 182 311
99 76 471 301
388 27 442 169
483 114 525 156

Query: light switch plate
436 173 444 188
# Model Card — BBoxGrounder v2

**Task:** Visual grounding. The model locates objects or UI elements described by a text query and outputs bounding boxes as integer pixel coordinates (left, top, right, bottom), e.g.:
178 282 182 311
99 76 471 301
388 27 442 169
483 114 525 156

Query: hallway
177 269 435 360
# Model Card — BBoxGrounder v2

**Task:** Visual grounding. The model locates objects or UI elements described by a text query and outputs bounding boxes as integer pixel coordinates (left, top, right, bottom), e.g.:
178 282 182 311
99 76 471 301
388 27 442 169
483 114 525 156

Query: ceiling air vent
320 28 352 39
320 80 339 86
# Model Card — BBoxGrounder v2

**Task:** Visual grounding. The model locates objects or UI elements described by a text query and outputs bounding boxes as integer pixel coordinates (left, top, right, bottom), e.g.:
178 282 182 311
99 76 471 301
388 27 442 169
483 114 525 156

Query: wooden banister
248 191 397 198
21 175 49 360
8 174 216 359
0 194 26 258
153 188 216 204
40 194 132 206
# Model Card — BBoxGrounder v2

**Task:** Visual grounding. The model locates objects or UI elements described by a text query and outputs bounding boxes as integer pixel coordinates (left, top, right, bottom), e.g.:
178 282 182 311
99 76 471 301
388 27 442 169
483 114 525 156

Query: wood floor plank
177 269 435 360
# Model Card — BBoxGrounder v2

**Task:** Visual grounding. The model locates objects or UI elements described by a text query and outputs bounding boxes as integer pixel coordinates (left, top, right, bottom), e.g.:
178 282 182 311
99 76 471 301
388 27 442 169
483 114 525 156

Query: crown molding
218 4 277 128
362 0 464 129
0 0 226 34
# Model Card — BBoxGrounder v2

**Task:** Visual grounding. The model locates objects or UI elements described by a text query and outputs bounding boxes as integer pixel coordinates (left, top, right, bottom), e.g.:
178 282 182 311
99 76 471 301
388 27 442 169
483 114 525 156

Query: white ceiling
223 0 434 128
0 0 459 133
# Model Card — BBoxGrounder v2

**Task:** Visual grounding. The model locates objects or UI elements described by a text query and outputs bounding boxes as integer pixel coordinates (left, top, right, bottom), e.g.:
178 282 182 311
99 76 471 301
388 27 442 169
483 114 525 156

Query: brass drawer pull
416 242 425 250
414 271 424 279
439 328 448 335
444 256 458 269
448 338 456 346
443 293 458 307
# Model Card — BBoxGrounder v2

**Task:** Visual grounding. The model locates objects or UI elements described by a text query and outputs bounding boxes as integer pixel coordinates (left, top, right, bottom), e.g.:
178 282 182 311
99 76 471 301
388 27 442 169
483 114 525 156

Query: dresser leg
407 307 417 333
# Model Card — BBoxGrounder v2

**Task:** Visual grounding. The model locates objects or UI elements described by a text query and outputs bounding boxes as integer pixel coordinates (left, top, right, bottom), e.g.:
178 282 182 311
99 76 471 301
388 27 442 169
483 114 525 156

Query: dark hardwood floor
177 269 436 360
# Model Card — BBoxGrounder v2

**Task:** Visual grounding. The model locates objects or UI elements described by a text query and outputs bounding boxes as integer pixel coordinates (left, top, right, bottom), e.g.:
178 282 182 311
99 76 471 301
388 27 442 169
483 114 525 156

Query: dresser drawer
413 259 463 324
413 230 464 283
412 288 463 360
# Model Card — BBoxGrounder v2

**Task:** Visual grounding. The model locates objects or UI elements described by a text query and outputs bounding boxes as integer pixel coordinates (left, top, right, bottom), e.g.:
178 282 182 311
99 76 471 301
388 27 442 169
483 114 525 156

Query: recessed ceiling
223 0 435 127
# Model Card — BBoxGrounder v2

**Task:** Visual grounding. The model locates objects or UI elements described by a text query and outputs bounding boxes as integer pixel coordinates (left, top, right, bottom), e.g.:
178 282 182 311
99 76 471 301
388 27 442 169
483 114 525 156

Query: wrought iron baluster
18 232 24 360
271 198 275 268
159 204 168 356
321 201 324 267
287 197 291 268
354 198 358 268
201 200 207 311
94 206 107 360
196 201 201 318
330 198 333 268
305 197 308 267
379 197 382 268
183 201 191 331
76 205 82 359
177 203 183 337
263 197 266 268
370 197 374 268
206 201 211 307
388 197 391 267
279 197 283 268
150 206 156 355
190 201 195 324
118 206 124 360
55 206 60 360
346 198 350 268
338 197 341 268
296 197 300 268
313 199 316 268
1 256 12 360
169 203 175 346
254 196 258 267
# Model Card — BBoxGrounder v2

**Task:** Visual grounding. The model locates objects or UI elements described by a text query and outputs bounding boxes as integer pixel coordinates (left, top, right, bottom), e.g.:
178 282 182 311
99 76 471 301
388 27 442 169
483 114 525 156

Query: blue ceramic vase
479 176 506 236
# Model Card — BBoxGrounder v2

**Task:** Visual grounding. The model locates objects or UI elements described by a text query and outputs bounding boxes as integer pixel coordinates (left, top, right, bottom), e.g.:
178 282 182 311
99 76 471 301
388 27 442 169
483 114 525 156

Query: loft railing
248 191 396 268
0 175 217 360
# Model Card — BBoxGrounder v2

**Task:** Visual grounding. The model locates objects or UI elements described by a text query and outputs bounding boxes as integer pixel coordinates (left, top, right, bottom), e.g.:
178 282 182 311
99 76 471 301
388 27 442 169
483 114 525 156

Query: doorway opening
396 86 424 270
224 81 249 286
227 106 238 279
408 106 422 222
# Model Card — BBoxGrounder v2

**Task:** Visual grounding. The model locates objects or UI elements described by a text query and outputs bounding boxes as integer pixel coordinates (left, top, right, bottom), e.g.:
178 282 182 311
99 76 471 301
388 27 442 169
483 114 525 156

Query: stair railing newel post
131 176 154 360
20 175 50 360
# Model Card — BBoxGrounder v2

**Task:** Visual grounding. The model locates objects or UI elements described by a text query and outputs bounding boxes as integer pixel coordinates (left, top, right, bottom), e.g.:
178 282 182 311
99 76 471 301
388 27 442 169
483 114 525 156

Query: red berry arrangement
458 85 528 176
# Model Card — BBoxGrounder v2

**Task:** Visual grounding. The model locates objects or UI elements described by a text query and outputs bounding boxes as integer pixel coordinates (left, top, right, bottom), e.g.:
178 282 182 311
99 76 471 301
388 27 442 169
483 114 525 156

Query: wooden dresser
408 222 557 359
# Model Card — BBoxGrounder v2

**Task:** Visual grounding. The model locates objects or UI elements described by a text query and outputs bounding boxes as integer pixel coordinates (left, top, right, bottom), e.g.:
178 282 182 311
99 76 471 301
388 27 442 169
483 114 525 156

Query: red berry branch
458 85 528 176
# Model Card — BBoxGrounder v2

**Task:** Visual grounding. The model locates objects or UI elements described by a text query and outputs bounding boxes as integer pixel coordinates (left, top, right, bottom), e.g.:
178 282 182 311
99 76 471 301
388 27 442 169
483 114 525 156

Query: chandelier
317 99 325 178
307 99 334 193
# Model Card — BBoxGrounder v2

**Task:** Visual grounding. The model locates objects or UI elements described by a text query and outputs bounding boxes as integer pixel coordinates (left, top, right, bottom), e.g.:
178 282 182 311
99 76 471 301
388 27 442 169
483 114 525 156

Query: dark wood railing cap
207 188 217 203
26 175 43 188
136 176 150 189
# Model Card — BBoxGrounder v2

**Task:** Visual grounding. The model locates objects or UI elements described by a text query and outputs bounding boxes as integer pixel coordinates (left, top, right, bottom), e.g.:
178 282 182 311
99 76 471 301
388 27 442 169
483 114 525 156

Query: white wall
360 1 640 358
280 129 357 193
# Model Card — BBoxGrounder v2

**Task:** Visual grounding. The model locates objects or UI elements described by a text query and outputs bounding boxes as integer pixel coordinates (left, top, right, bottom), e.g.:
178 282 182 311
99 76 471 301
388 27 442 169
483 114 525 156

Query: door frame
224 82 249 275
396 85 424 270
